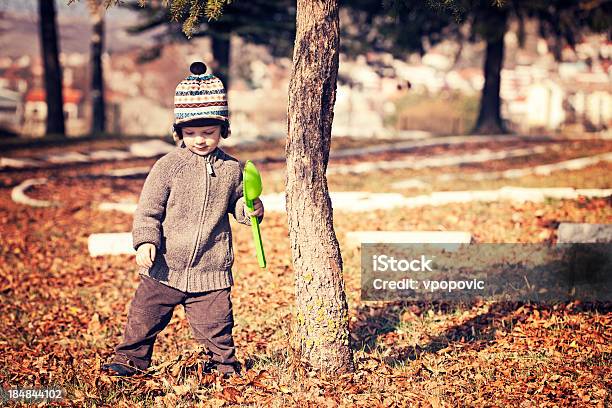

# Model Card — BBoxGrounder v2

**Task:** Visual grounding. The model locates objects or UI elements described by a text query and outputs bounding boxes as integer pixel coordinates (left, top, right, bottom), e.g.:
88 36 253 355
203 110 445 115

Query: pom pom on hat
173 61 230 140
190 61 207 75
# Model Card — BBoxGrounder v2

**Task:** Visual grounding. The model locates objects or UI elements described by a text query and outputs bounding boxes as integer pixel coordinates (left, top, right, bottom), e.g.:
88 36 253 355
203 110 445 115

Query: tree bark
211 32 231 90
285 0 354 373
473 12 508 135
39 0 65 137
90 1 106 135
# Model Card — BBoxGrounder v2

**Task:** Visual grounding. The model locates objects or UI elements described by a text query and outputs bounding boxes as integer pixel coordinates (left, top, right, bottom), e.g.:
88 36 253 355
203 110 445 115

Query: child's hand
136 243 156 268
246 197 264 218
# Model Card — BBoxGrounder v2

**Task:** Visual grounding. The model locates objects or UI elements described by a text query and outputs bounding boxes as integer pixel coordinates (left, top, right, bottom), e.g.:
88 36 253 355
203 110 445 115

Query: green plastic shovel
243 160 266 268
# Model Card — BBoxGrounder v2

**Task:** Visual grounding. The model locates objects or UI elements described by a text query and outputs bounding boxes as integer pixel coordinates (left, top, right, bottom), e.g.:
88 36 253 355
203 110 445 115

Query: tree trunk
473 12 508 135
211 32 231 90
39 0 65 137
285 0 354 373
90 2 106 135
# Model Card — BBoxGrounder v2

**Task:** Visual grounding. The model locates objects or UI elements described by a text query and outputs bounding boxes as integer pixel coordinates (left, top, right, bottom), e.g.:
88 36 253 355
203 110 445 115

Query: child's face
182 125 221 156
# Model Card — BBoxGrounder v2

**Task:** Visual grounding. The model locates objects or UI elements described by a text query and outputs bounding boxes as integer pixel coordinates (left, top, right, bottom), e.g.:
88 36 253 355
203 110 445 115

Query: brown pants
112 274 237 374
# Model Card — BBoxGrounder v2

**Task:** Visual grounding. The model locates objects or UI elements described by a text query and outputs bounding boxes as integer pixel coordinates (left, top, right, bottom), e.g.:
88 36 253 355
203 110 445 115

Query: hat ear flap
172 124 181 144
222 123 231 139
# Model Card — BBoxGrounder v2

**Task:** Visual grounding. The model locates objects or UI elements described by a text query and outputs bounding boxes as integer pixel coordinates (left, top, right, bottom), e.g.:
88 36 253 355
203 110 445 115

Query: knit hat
172 61 230 143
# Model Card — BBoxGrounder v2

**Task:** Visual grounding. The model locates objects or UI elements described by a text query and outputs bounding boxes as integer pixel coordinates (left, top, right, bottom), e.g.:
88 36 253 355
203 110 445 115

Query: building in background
0 86 21 136
22 87 85 137
0 7 609 139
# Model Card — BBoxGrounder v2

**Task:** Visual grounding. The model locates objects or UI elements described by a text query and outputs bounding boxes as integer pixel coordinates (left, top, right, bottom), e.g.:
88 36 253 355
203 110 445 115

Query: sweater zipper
185 155 212 290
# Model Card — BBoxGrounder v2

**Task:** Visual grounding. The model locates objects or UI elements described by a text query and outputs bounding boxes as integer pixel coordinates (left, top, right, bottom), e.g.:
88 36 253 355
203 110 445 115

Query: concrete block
98 202 137 214
45 152 90 164
89 149 133 161
557 223 612 243
575 189 612 198
88 232 135 256
345 230 472 250
499 187 546 203
390 178 430 189
471 190 502 202
104 166 150 177
538 188 578 200
0 157 44 169
129 140 175 158
11 178 58 207
332 192 408 212
429 191 477 205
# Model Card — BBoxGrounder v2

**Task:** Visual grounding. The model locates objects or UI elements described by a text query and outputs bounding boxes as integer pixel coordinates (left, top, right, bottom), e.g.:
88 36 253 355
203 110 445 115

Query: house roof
25 88 82 104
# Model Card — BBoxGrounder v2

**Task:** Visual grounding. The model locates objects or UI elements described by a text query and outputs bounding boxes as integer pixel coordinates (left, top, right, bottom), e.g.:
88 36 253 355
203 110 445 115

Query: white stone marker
98 202 138 214
129 140 175 158
88 232 135 256
557 223 612 243
0 157 44 169
345 231 472 251
89 149 133 161
390 178 430 189
44 152 90 164
11 178 58 207
104 166 150 177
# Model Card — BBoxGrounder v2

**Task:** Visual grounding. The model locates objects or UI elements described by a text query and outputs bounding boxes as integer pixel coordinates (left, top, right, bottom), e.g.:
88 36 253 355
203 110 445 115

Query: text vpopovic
370 254 485 293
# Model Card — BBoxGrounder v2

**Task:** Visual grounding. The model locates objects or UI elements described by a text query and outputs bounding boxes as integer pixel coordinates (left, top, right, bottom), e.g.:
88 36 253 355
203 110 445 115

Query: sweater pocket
215 231 234 269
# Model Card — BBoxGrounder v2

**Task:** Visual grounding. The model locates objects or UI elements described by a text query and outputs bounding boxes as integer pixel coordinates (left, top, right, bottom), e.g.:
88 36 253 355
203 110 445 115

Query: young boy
101 62 264 378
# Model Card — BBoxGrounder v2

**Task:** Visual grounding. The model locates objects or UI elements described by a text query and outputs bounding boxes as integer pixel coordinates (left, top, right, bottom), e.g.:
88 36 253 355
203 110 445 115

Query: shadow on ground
350 300 611 367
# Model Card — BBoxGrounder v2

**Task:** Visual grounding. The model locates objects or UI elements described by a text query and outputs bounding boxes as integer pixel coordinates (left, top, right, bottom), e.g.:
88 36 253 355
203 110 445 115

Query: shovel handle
246 199 266 268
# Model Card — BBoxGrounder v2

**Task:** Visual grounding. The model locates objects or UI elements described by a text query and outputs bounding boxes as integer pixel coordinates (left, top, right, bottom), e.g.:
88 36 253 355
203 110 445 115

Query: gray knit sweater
132 144 263 292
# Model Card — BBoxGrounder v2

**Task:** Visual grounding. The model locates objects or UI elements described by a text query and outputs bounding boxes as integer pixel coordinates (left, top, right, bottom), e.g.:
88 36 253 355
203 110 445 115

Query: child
101 62 264 377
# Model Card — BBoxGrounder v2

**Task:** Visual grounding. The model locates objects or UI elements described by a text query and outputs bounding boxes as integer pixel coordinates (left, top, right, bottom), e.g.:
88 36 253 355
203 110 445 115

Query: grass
388 91 480 134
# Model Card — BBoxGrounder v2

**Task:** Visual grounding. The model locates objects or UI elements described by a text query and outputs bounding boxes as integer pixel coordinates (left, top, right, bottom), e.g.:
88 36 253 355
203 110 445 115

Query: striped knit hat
172 61 230 142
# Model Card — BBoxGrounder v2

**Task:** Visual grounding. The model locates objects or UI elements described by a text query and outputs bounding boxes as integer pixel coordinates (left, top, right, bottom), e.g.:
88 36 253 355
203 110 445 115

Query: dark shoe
101 362 138 377
200 359 217 374
221 370 239 379
217 363 242 379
